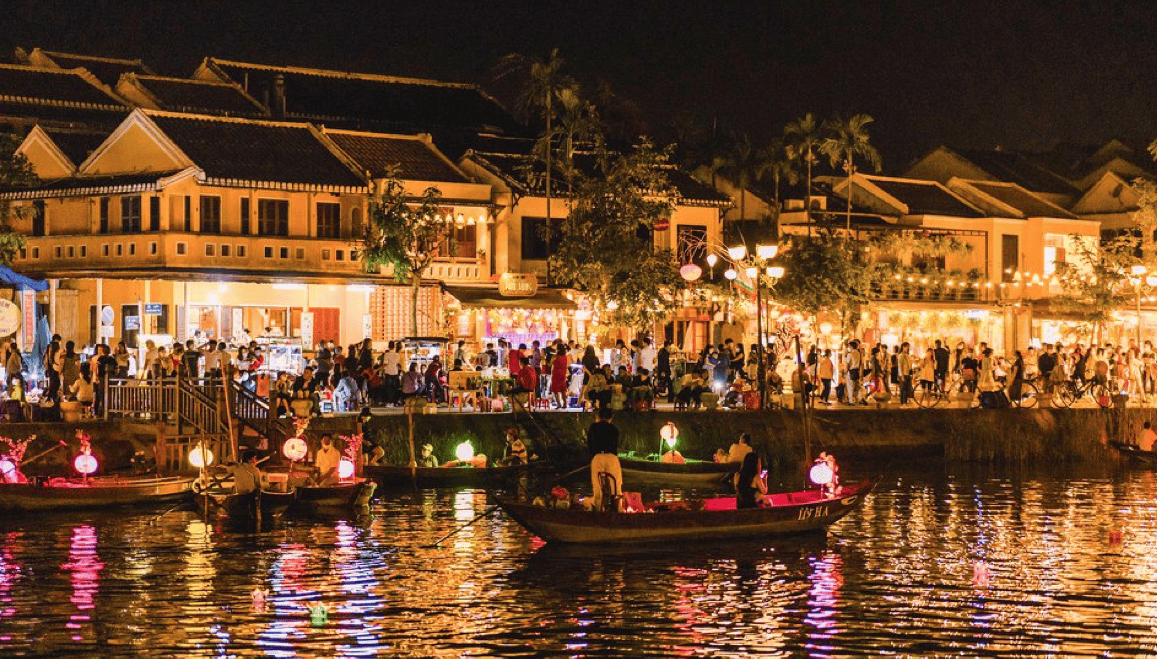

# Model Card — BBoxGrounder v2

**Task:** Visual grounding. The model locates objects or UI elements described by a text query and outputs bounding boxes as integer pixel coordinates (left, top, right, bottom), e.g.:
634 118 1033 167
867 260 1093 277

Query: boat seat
767 493 793 507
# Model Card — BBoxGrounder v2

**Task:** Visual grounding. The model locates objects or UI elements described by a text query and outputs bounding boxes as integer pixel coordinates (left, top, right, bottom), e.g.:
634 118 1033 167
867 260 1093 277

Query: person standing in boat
230 451 268 495
313 434 341 486
587 408 622 512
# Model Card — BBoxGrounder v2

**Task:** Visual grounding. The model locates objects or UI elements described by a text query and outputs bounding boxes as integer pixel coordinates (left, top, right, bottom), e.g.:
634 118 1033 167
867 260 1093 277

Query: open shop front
443 285 578 350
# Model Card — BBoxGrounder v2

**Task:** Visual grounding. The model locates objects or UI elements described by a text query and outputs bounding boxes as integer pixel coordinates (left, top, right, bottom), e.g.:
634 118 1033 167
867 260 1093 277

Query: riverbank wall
366 407 1143 471
2 407 1146 475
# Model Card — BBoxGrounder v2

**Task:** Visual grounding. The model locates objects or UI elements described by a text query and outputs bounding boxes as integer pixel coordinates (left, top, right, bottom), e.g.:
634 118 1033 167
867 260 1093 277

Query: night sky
7 0 1157 168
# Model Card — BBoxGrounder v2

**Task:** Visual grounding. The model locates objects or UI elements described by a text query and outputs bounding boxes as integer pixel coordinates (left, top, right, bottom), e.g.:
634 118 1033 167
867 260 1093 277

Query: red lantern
283 437 308 462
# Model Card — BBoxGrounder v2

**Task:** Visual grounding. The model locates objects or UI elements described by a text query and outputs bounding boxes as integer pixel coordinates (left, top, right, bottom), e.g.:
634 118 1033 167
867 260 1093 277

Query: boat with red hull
0 476 196 512
498 480 875 544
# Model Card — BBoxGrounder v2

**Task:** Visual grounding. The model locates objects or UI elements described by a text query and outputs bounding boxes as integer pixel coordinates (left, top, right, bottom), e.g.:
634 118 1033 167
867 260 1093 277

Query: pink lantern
809 462 833 486
680 263 702 282
0 458 17 483
283 437 308 462
338 458 355 480
74 453 98 476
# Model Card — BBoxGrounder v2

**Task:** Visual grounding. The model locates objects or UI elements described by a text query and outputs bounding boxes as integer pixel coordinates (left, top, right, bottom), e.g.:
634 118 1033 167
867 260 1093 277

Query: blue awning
0 265 47 291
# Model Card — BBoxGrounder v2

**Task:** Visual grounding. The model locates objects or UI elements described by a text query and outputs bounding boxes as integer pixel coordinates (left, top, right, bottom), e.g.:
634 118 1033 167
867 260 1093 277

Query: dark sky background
7 0 1157 169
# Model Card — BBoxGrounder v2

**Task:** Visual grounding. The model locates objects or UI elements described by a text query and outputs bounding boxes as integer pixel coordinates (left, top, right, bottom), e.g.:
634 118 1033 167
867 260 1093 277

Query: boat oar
423 465 588 549
21 440 67 465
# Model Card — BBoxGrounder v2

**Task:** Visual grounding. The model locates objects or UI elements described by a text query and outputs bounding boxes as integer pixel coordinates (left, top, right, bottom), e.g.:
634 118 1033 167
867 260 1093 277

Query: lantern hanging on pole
189 446 214 469
283 437 308 462
338 458 356 480
74 452 98 476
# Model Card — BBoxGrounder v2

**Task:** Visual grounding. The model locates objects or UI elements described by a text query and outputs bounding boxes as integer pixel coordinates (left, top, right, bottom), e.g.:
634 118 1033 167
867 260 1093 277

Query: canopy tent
0 265 48 291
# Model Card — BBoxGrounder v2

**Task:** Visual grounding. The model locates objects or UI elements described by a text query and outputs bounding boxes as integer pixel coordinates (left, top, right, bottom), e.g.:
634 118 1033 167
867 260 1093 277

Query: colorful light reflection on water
0 465 1156 656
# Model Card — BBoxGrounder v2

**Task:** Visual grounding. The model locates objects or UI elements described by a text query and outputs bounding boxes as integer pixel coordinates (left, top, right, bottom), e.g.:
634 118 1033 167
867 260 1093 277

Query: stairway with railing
228 379 293 442
104 374 234 472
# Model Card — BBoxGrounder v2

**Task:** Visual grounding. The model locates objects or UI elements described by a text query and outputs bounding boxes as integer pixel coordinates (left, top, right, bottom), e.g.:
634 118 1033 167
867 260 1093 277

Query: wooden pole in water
794 335 812 479
406 408 417 490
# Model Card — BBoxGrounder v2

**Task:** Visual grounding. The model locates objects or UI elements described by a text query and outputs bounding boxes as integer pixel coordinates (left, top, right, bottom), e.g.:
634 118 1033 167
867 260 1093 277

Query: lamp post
726 242 780 409
1130 265 1156 350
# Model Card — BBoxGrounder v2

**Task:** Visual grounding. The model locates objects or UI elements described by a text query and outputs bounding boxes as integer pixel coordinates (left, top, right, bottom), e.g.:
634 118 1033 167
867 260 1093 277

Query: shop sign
301 311 314 348
963 309 990 320
654 218 670 231
22 290 36 347
101 305 114 326
125 316 141 331
144 303 163 316
0 299 19 336
232 308 243 339
498 273 537 298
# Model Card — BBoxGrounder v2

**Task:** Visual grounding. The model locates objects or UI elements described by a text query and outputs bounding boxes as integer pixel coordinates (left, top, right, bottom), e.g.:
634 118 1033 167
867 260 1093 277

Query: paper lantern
455 441 475 463
679 264 702 282
189 446 214 469
74 453 98 476
809 462 834 486
0 458 17 483
283 437 308 461
660 422 679 448
706 254 718 267
338 458 355 480
724 268 738 280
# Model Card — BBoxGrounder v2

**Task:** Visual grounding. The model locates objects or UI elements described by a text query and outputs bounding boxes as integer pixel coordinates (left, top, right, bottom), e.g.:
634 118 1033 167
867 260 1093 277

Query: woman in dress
549 342 570 409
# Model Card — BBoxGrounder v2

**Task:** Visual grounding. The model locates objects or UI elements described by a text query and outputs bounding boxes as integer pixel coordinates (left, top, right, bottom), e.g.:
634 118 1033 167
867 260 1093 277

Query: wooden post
406 409 417 489
794 335 812 479
175 367 183 434
101 370 109 420
221 364 238 463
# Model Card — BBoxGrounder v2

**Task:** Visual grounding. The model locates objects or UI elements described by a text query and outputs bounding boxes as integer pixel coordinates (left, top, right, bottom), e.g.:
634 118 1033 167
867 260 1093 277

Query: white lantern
338 458 355 480
724 268 738 280
189 446 214 469
756 244 778 260
660 422 679 449
455 441 475 463
809 462 834 486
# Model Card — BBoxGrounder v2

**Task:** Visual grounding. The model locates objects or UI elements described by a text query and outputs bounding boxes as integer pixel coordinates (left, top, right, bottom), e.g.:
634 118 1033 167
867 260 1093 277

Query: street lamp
726 240 780 410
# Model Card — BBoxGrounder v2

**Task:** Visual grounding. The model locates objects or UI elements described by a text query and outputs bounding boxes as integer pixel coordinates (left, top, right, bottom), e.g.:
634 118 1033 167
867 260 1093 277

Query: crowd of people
3 329 1154 421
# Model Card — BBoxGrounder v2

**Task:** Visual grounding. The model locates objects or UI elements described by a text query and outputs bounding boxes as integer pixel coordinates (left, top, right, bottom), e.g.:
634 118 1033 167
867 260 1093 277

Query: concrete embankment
3 407 1143 475
365 407 1141 472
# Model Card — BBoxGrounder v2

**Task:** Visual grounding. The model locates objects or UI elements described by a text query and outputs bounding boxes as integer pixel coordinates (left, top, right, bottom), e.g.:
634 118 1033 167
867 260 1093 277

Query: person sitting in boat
1139 421 1157 452
713 448 729 463
815 451 841 496
230 451 268 495
587 408 623 512
736 452 767 509
498 429 535 466
313 434 341 486
660 447 685 464
365 445 386 466
418 443 439 468
729 434 755 490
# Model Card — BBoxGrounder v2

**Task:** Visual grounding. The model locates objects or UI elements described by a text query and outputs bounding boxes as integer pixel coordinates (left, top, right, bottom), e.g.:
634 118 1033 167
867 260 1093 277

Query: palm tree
764 138 798 215
719 134 769 221
784 113 822 236
495 48 577 284
540 87 602 196
820 113 883 233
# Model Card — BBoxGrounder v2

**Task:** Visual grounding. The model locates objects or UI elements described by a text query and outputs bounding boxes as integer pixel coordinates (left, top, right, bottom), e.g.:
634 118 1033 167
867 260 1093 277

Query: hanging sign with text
498 273 538 298
21 289 36 347
0 299 19 337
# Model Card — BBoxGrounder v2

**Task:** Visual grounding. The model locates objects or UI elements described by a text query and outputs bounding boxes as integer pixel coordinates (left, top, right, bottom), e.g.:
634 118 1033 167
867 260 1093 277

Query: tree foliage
361 177 448 336
772 230 870 329
550 140 685 331
0 133 34 266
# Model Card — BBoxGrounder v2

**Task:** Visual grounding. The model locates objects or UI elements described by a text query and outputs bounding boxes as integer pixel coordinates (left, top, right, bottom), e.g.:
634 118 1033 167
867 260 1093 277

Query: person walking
818 349 834 404
549 341 570 409
898 342 913 406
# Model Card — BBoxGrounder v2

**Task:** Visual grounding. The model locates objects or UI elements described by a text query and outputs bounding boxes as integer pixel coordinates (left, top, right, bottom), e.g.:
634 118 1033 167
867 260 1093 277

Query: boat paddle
422 464 589 549
20 440 67 466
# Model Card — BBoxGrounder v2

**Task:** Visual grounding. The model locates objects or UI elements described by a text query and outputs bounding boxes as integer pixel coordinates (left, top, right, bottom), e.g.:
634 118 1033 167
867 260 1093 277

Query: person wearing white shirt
639 338 658 375
313 434 342 486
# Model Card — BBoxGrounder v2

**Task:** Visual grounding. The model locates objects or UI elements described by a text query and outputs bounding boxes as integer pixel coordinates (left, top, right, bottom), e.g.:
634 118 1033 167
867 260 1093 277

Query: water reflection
3 467 1157 655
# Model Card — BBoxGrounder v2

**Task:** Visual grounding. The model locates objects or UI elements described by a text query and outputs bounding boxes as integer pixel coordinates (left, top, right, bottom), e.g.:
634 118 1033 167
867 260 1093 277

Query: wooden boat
497 479 875 544
365 462 536 488
1109 441 1157 465
618 456 739 488
0 476 195 512
207 488 297 525
292 479 376 514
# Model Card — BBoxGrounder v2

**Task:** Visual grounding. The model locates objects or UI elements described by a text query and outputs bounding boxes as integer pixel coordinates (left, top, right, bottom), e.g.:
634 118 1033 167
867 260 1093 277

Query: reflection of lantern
189 447 214 469
74 453 98 475
283 437 308 461
455 441 474 462
660 422 679 449
679 264 702 282
338 458 355 480
809 462 834 486
0 458 17 483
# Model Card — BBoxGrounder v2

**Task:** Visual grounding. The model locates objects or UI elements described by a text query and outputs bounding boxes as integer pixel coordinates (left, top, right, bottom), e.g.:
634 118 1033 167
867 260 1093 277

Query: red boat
497 480 875 544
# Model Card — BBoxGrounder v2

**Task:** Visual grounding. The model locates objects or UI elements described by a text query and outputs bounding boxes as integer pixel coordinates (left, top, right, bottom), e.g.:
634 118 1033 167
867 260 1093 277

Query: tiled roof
0 101 127 131
147 113 367 189
867 178 981 217
130 75 265 116
42 128 108 166
0 170 182 199
468 150 728 206
966 181 1076 218
958 149 1079 195
0 64 124 108
325 131 467 182
34 51 152 85
200 58 522 136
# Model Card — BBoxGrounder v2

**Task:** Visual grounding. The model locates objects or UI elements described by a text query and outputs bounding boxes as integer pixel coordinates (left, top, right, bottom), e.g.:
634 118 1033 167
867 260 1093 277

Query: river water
2 464 1156 657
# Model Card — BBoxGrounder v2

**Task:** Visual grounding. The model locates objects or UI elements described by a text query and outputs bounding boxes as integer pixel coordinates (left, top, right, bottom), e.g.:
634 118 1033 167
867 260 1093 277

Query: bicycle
911 373 966 408
1051 377 1112 409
